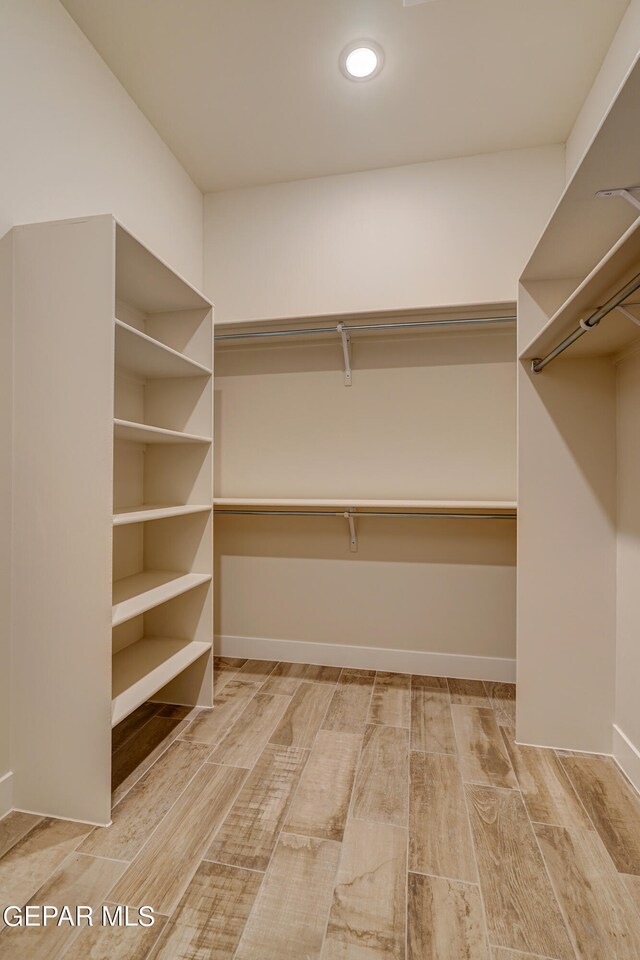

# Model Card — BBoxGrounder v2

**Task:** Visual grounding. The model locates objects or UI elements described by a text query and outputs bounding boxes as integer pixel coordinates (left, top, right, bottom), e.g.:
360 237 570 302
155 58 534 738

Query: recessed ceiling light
340 41 384 82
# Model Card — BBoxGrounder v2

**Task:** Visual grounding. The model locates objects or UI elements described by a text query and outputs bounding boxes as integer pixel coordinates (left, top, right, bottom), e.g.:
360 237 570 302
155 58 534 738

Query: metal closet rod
215 509 516 520
215 314 517 342
531 270 640 373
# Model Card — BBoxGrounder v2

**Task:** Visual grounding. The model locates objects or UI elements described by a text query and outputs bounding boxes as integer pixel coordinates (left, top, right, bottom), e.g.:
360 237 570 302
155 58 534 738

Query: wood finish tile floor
1 659 640 958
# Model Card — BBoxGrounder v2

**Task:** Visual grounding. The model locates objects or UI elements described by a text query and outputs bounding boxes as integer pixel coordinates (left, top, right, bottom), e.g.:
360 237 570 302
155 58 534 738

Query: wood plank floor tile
270 682 335 749
207 743 308 872
0 854 126 959
623 874 640 914
112 715 190 805
560 755 640 875
352 723 409 827
0 811 42 859
80 741 210 861
500 728 591 828
368 672 411 728
148 861 262 960
155 704 200 721
412 674 448 690
235 833 340 960
0 818 90 918
484 682 516 726
448 679 490 708
303 664 342 684
260 661 309 695
452 706 517 788
209 694 291 768
410 681 456 754
112 701 162 752
63 905 167 960
408 872 489 960
285 729 362 841
180 680 258 746
409 751 476 882
491 951 557 960
321 669 375 733
322 817 407 960
465 784 573 959
535 821 640 959
110 762 247 915
235 659 278 683
214 657 247 695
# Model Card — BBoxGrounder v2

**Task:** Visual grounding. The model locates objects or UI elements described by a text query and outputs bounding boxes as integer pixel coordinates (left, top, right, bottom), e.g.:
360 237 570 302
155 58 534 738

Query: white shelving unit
8 215 214 824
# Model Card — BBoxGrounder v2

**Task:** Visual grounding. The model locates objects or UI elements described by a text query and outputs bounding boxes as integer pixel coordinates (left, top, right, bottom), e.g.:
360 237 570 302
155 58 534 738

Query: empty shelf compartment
112 570 212 626
112 637 211 726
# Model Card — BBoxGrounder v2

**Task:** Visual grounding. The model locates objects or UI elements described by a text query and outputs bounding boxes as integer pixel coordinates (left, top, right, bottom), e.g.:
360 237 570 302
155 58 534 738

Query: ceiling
59 0 630 193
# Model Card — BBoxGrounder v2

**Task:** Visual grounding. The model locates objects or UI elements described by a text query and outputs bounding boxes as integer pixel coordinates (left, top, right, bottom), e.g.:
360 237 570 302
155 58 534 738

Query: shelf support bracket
616 305 640 328
344 510 357 552
596 187 640 214
337 323 352 386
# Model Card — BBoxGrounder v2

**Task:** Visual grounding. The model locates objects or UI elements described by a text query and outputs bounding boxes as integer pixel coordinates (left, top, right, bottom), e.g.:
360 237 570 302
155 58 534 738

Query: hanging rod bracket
337 322 352 386
596 187 640 214
345 509 357 552
616 305 640 328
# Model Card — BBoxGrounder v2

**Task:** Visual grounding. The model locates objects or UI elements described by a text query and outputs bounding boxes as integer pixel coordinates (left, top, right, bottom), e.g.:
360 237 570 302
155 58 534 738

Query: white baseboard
215 634 516 682
0 770 13 820
613 724 640 796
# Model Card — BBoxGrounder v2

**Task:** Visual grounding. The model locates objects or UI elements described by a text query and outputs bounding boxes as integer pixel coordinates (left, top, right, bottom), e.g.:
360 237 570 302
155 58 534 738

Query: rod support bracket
531 359 542 374
616 305 640 328
344 509 357 552
337 323 352 386
596 187 640 214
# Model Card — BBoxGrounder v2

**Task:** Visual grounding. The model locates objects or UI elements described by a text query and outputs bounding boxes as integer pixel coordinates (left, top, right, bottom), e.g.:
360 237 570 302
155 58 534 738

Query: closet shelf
112 637 211 726
115 319 212 379
214 497 517 512
520 216 640 363
114 418 212 445
112 570 212 627
113 504 211 526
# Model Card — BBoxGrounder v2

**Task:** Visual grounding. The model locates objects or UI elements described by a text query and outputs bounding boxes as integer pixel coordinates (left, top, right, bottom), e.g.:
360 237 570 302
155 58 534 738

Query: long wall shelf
112 637 211 727
214 497 517 512
114 504 211 526
112 567 212 628
115 319 212 379
114 418 212 445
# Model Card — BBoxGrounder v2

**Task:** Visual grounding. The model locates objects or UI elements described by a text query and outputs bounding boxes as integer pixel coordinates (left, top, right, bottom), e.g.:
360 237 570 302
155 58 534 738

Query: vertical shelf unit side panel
517 285 617 751
11 216 115 825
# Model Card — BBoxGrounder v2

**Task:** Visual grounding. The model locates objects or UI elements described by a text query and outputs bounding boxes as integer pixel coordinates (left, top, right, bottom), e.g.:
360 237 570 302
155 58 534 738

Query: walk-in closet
2 1 640 958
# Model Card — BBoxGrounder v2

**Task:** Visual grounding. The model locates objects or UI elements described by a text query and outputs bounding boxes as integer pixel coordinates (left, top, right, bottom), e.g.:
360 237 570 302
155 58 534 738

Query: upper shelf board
114 419 212 445
115 222 211 314
113 504 212 526
522 52 640 285
214 497 517 512
112 570 212 627
520 216 640 361
115 320 212 379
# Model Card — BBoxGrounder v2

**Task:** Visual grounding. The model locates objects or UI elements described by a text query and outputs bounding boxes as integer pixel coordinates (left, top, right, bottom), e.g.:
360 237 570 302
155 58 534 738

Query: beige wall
0 0 203 286
215 327 517 668
204 146 564 322
0 0 204 812
0 235 12 813
565 0 640 182
616 349 640 760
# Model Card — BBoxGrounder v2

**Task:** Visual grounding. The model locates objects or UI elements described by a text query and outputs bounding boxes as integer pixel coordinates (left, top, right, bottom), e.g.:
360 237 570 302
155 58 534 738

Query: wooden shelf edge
112 571 212 627
111 637 211 727
114 418 212 445
113 504 211 526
